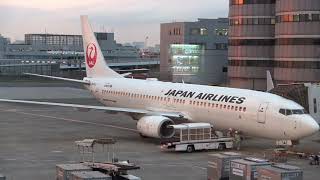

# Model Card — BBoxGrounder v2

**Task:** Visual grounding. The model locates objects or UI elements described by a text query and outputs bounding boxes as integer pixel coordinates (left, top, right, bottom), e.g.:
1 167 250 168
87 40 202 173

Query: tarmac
0 81 319 180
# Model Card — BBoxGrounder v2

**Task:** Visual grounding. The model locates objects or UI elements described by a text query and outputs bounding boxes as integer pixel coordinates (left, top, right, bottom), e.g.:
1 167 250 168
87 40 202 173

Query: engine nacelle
137 116 175 138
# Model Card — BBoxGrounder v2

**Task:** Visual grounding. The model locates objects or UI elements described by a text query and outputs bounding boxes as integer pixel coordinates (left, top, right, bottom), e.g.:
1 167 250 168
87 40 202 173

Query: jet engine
137 116 175 138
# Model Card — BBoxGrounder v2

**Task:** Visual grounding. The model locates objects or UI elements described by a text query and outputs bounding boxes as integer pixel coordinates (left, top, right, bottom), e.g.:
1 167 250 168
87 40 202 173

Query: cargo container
117 174 141 180
56 163 92 180
257 164 303 180
230 158 271 180
207 152 242 180
71 171 112 180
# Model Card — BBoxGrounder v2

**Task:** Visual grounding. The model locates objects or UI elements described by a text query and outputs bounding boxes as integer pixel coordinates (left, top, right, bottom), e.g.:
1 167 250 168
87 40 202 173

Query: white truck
161 123 234 153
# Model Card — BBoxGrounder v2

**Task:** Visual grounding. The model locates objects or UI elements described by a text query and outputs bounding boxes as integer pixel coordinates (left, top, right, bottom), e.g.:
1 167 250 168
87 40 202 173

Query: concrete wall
228 2 275 91
160 19 228 85
229 0 320 90
274 0 320 83
160 22 185 81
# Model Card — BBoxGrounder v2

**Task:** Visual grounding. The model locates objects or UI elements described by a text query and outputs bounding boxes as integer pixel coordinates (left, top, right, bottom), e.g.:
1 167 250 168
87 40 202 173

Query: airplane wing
24 73 90 84
0 99 185 119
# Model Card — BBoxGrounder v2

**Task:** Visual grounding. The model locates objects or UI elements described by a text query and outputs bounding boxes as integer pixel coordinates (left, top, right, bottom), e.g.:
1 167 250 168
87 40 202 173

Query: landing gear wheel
186 145 194 153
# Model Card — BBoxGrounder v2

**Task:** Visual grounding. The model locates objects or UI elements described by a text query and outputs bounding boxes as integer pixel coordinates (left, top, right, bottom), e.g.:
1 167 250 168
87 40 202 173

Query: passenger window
279 109 286 115
243 107 246 112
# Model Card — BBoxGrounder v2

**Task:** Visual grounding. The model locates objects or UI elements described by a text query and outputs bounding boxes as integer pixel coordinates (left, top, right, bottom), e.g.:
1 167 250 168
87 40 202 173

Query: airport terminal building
4 33 140 62
228 0 320 90
160 18 229 85
0 34 10 59
0 33 159 76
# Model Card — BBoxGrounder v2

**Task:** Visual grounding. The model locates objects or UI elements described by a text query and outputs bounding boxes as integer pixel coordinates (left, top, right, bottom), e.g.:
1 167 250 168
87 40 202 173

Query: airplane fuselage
85 77 318 140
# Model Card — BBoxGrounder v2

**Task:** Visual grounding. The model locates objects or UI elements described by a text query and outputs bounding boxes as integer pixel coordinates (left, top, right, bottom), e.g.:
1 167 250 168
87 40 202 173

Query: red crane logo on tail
86 43 97 68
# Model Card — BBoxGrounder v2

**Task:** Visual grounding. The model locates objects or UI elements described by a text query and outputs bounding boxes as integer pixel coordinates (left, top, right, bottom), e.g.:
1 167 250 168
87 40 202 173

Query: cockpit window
286 109 292 115
279 108 307 116
292 109 304 114
279 109 286 115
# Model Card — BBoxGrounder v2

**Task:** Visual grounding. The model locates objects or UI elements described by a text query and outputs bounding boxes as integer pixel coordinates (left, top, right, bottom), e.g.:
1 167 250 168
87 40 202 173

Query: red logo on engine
86 43 97 68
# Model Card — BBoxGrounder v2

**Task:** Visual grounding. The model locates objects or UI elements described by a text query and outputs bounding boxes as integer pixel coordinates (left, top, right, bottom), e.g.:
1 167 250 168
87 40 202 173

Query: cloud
0 0 229 45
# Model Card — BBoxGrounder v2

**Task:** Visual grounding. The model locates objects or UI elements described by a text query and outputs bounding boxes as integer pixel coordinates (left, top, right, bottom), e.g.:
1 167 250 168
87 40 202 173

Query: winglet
266 70 274 92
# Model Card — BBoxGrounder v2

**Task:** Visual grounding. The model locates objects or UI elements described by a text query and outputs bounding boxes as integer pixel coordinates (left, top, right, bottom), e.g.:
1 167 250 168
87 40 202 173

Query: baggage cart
161 123 233 153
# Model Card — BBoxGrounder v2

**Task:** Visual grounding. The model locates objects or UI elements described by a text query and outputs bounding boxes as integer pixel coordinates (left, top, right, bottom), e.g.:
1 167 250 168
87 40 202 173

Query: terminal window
215 29 228 36
169 44 202 75
190 28 200 35
200 28 208 36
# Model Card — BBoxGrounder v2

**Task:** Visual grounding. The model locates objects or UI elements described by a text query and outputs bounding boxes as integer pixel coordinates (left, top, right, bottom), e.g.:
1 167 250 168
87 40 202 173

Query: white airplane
0 16 318 143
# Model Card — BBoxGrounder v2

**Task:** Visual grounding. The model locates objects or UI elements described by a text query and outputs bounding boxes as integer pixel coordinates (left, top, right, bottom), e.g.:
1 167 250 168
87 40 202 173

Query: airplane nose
300 116 319 137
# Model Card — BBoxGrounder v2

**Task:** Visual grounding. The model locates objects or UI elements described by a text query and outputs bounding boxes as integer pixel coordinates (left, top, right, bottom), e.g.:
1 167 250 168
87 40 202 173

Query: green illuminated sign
169 44 202 75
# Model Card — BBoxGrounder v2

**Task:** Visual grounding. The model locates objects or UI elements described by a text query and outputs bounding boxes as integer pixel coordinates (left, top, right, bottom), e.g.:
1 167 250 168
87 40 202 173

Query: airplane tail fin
266 70 275 92
81 15 122 78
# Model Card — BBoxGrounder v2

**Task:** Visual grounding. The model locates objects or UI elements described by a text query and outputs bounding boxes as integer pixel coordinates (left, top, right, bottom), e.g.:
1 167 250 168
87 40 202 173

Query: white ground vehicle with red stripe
161 123 234 153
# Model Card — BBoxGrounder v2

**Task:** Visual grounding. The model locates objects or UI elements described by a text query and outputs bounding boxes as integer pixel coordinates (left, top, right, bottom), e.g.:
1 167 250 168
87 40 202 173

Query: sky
0 0 229 46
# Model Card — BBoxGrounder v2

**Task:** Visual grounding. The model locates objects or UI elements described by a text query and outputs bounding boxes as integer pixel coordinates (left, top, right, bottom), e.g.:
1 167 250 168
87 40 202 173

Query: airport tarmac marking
51 150 63 153
0 108 138 133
